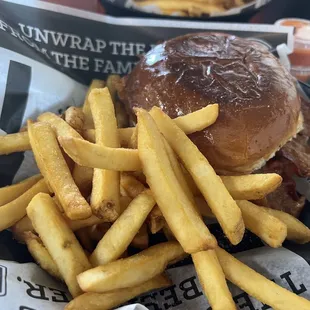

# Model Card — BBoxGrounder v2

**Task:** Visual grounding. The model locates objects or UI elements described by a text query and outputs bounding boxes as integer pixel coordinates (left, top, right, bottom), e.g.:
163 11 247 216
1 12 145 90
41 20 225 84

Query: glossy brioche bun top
121 32 301 174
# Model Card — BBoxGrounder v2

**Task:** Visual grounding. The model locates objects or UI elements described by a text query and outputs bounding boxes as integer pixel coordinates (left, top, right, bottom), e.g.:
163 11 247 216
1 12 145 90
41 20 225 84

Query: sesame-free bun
121 33 301 174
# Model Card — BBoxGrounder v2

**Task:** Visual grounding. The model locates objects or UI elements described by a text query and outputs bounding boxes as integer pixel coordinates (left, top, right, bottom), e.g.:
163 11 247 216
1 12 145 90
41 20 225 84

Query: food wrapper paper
0 1 309 309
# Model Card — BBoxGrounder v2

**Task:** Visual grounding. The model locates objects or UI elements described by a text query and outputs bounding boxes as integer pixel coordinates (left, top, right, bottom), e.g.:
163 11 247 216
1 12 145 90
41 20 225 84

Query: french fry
106 74 121 103
131 223 149 249
59 136 142 171
150 107 244 245
65 274 171 310
173 104 219 134
28 122 92 220
13 213 110 236
106 75 129 128
67 215 110 232
221 174 282 200
195 197 288 248
12 216 34 241
185 173 282 201
27 193 91 297
52 195 64 212
147 205 166 234
120 174 146 198
192 250 236 310
162 137 194 202
89 88 120 220
78 241 184 292
23 231 62 280
215 247 310 310
0 174 42 206
37 112 83 139
261 206 310 244
137 109 217 253
90 190 156 266
135 0 224 14
129 127 138 149
82 79 105 129
0 179 50 232
83 128 134 147
37 111 94 196
236 200 287 248
65 106 85 133
0 131 31 155
82 103 218 146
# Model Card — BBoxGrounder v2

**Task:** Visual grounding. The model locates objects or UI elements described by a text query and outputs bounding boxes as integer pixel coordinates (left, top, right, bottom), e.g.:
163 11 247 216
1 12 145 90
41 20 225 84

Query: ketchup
276 18 310 82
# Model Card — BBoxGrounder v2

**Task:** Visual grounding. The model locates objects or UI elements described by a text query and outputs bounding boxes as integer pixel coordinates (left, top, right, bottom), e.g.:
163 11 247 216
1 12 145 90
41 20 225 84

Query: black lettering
280 272 307 294
49 287 69 302
234 292 256 310
23 280 49 300
179 276 203 300
159 285 182 309
139 292 162 310
20 307 36 310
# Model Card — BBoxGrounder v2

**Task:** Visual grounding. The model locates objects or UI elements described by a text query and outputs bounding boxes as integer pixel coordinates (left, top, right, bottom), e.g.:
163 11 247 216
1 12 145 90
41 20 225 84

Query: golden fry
0 179 49 232
147 205 166 234
150 107 244 245
90 190 156 266
59 136 141 171
134 0 225 15
106 75 129 128
261 206 310 244
236 200 287 248
12 216 34 241
106 74 121 103
221 174 282 200
193 250 236 310
196 197 287 248
67 215 110 232
0 131 31 155
27 193 91 297
173 104 219 134
37 112 83 139
83 128 134 147
0 174 42 206
24 231 62 280
120 174 146 198
137 109 217 253
89 88 120 220
65 106 85 133
78 241 184 293
216 247 310 310
29 122 92 220
83 79 105 129
65 274 171 310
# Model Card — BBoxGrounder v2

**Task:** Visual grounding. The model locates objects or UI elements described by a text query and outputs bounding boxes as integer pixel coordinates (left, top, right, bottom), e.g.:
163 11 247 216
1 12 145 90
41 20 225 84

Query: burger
117 32 309 217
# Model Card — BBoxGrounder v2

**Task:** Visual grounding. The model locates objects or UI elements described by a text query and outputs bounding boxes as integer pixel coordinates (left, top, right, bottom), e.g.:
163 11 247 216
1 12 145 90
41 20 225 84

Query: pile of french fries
1 76 310 310
133 0 246 17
